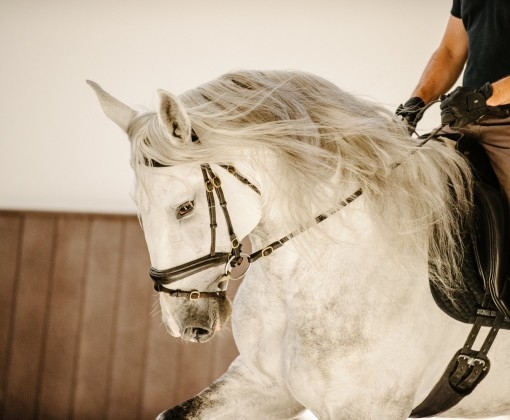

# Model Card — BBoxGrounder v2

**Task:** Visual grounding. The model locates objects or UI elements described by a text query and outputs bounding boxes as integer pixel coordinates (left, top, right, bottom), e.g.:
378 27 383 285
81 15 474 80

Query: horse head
87 81 262 342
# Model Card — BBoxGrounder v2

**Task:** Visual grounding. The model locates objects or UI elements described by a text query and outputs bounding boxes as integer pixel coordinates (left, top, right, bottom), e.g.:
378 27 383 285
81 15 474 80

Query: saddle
429 132 510 328
411 132 510 418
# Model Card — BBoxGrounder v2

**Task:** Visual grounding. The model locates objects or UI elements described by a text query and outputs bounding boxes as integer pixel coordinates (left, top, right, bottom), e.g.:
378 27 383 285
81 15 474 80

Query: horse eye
177 200 195 219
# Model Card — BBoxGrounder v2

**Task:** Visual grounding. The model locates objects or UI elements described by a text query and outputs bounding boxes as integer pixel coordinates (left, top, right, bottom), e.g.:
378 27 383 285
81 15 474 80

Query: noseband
149 163 260 300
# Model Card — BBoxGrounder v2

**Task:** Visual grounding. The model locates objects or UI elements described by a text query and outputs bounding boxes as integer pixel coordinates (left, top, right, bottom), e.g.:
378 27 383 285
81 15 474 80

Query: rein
149 122 440 300
148 161 362 299
240 121 443 265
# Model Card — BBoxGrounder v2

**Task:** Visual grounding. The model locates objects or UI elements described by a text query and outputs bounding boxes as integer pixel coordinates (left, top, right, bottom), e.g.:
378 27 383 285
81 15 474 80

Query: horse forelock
128 70 474 299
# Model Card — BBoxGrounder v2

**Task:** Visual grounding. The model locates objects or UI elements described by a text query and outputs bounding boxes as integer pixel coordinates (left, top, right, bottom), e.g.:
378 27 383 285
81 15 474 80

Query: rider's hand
396 97 426 130
440 82 493 128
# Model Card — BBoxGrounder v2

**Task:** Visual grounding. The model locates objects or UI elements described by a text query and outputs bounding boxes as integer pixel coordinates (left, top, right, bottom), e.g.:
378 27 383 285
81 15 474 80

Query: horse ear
86 80 136 133
157 89 192 146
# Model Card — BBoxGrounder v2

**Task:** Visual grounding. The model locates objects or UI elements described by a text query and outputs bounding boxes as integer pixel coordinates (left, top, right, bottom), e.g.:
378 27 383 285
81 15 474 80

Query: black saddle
430 133 510 327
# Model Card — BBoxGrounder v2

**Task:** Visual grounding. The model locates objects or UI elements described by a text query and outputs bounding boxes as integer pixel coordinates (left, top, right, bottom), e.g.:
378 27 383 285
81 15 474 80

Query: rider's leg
455 113 510 236
476 113 510 212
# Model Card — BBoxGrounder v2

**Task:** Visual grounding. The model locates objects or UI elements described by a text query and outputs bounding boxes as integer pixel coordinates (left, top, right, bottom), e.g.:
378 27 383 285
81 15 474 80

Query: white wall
0 0 451 214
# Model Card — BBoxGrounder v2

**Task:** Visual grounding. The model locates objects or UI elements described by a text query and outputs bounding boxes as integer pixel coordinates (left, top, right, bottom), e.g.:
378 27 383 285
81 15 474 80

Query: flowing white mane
127 70 473 296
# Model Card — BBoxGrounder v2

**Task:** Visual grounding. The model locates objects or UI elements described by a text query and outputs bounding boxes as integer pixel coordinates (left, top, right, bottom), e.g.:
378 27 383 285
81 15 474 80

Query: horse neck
246 206 431 322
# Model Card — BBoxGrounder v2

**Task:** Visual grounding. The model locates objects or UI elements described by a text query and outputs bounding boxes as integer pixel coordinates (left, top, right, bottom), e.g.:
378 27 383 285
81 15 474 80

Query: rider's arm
411 15 468 104
487 75 510 106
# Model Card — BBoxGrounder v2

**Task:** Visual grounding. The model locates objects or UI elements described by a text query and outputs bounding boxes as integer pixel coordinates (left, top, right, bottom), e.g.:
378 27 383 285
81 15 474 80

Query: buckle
212 177 221 188
206 180 214 192
189 290 201 300
262 246 273 257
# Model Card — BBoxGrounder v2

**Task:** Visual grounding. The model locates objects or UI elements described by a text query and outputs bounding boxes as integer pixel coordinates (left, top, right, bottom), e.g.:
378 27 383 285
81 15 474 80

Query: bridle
149 163 260 300
148 120 439 300
149 160 362 300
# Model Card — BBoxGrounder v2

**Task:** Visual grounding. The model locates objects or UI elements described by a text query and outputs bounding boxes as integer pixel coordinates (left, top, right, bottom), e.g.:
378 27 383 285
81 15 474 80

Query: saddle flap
456 134 510 319
430 132 510 323
473 181 510 318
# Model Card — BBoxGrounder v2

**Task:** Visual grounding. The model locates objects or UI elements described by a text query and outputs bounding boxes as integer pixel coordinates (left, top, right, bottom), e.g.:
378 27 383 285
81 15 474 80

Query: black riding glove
396 97 426 129
440 82 493 128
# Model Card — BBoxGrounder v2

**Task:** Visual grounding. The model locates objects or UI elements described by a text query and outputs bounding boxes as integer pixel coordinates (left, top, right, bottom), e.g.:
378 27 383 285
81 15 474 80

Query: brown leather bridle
148 160 363 300
149 164 260 300
148 119 439 300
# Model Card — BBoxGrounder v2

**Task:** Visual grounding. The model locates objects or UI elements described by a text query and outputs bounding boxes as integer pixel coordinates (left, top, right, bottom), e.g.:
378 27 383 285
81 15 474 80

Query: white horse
88 70 510 419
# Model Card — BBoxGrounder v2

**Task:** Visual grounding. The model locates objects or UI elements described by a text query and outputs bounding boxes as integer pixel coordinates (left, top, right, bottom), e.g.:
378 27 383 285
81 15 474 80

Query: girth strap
410 292 504 417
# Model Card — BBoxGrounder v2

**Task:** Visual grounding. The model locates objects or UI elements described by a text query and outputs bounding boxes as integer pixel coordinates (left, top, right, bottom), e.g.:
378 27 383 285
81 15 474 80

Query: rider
396 0 510 209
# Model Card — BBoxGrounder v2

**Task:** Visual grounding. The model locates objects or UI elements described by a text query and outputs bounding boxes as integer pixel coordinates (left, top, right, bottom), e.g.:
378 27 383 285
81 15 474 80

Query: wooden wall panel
0 211 239 420
37 215 90 419
140 309 184 418
0 213 23 415
3 214 57 420
106 219 152 420
173 339 218 405
72 217 125 419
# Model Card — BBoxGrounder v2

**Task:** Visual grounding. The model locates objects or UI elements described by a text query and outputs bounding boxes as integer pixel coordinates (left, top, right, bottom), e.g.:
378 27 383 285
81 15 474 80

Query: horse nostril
183 326 212 342
193 327 209 336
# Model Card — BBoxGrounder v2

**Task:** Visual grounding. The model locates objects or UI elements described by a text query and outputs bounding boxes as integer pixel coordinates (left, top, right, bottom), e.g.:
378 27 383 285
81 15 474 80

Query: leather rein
148 119 440 300
148 161 361 300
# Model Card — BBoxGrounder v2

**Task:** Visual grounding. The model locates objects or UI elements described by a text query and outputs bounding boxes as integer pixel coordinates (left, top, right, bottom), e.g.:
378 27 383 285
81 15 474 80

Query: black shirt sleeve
451 0 461 18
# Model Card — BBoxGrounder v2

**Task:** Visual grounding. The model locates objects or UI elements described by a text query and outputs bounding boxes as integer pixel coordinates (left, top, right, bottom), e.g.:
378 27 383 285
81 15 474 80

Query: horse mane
127 70 473 297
